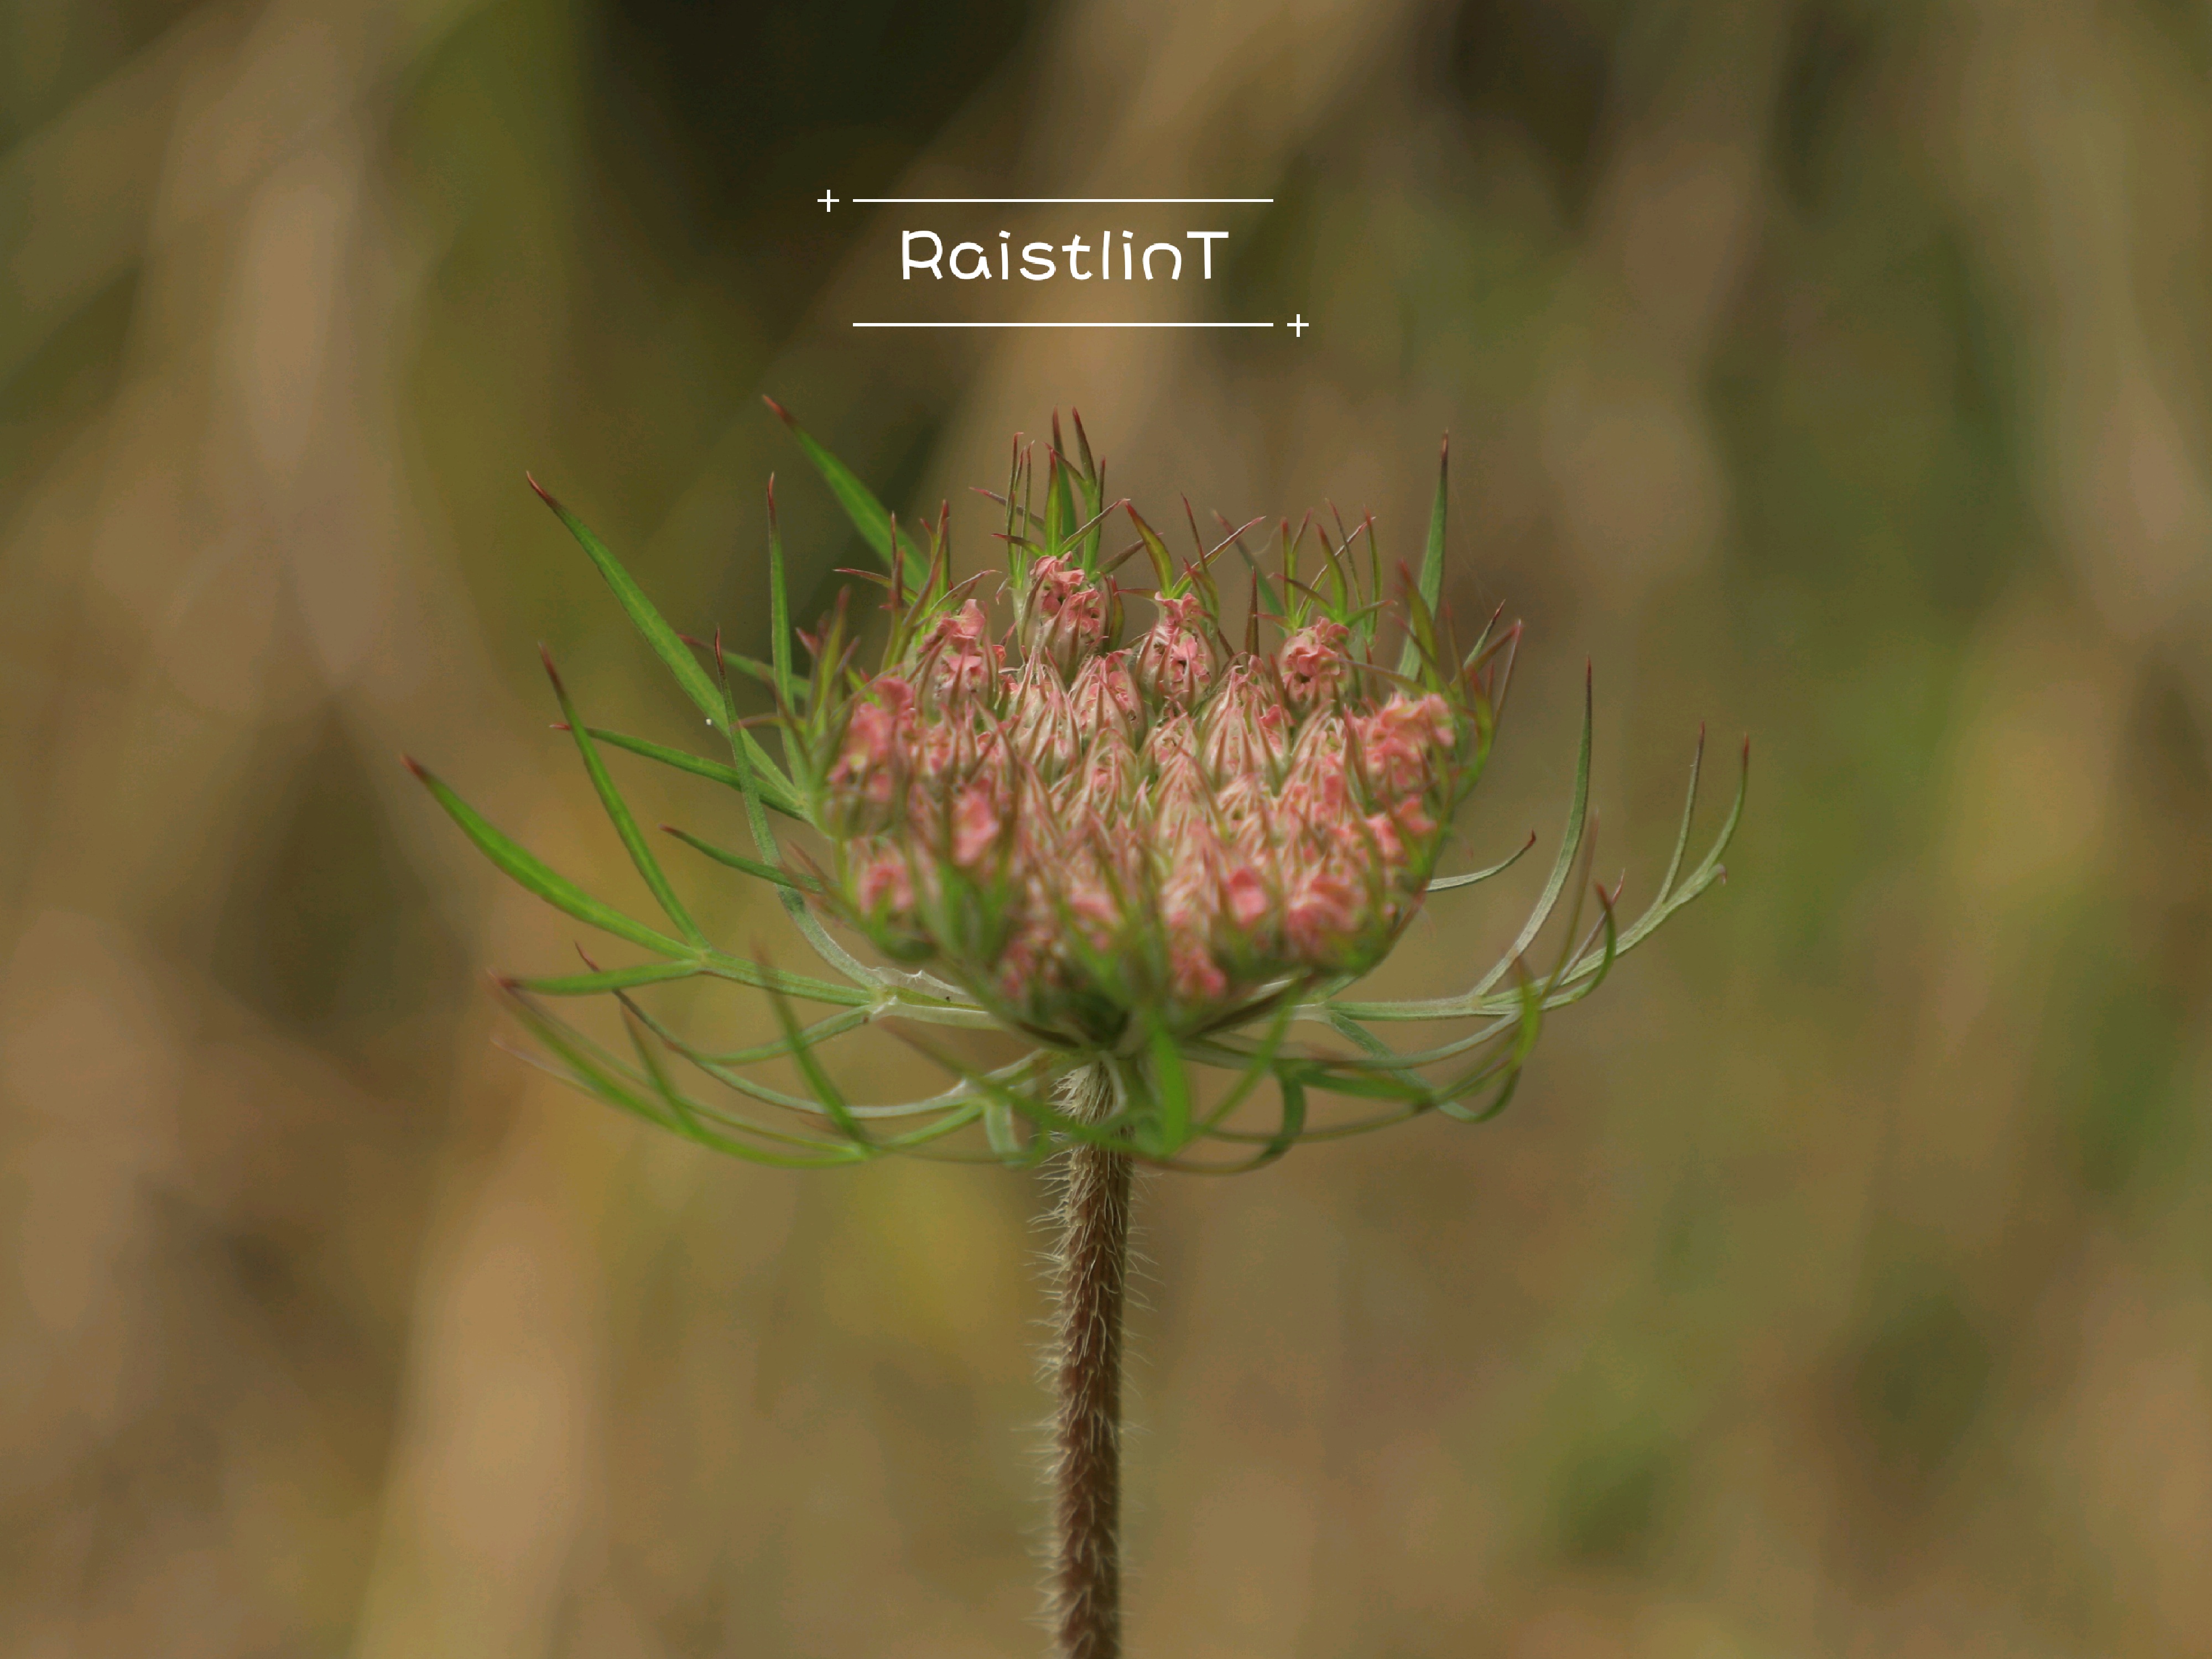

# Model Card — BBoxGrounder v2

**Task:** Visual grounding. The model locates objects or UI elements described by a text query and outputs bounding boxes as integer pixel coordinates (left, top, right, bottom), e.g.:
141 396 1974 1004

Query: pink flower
950 779 1004 870
852 842 914 914
1337 810 1406 864
1068 651 1142 743
1054 732 1139 818
1200 659 1289 783
1169 943 1228 1003
1278 620 1351 710
1284 870 1363 956
1212 774 1276 856
1222 862 1273 930
1133 593 1216 706
924 601 1002 707
1354 693 1455 795
1022 555 1109 674
822 679 914 833
1009 661 1081 781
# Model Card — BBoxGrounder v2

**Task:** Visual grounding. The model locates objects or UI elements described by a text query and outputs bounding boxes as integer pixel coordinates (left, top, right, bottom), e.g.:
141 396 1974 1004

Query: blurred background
4 0 2209 1654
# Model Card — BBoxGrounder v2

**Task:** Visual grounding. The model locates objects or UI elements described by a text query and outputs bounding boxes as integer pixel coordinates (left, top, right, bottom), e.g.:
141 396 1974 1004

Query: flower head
814 549 1470 1044
412 409 1743 1172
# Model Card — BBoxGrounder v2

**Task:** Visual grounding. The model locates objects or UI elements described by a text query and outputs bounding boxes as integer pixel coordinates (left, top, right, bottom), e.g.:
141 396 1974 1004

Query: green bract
410 405 1743 1172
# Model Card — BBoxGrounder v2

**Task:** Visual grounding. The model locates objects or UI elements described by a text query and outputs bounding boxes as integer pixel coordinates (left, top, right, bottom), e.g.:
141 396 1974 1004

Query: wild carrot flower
407 403 1744 1659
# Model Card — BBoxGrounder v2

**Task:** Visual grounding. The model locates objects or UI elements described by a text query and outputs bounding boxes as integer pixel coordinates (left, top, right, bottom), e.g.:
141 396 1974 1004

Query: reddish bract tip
762 394 794 426
490 971 520 992
525 471 559 510
402 753 429 779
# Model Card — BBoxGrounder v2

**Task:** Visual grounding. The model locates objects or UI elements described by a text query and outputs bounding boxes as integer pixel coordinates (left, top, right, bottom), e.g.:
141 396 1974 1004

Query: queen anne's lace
819 570 1465 1044
413 409 1741 1173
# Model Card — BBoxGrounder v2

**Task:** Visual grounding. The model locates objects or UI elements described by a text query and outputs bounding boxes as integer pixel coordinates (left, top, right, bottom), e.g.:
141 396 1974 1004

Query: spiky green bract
415 414 1742 1171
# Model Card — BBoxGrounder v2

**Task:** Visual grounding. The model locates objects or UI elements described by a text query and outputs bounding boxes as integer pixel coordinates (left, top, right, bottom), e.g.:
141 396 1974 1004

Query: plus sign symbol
818 190 839 212
1288 314 1309 336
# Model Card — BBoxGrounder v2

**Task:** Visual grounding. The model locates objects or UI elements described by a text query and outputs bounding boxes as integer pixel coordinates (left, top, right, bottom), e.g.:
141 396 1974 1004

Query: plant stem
1048 1060 1132 1659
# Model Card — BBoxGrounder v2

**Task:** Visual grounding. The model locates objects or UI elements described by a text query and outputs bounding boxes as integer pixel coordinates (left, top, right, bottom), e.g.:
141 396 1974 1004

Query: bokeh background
5 0 2210 1654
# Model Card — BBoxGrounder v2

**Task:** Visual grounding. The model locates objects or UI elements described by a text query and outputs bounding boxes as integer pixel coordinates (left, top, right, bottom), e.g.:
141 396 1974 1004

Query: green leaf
1325 1008 1428 1089
767 985 872 1145
1654 725 1706 903
982 1095 1027 1163
876 1100 991 1153
543 650 706 946
887 1031 1133 1153
1230 533 1287 623
1566 730 1746 973
662 825 816 891
512 960 705 997
1680 735 1748 895
580 726 738 786
577 726 803 820
1396 434 1448 679
409 757 691 956
1255 1071 1307 1168
617 993 953 1115
1198 1000 1297 1132
710 648 887 994
503 989 867 1167
766 477 796 710
1125 503 1177 592
1044 445 1069 558
1544 876 1623 1010
528 480 801 812
647 1005 871 1067
529 477 724 720
1163 1062 1309 1174
763 397 913 569
1439 972 1542 1123
1426 830 1536 893
697 951 873 1006
1483 666 1592 989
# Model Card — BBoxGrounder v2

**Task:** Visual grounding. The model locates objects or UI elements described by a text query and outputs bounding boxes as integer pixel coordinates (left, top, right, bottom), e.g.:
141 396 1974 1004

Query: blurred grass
3 0 2209 1655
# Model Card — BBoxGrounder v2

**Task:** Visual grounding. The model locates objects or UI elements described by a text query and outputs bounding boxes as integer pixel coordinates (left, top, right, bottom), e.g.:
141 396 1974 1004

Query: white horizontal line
852 197 1273 205
852 321 1274 329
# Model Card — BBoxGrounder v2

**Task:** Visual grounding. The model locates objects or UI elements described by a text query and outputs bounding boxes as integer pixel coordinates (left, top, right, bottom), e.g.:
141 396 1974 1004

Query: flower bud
1007 659 1082 782
1068 651 1142 745
820 677 914 835
1277 619 1351 711
924 600 1002 709
1353 693 1455 797
1133 593 1216 707
814 551 1472 1036
1018 554 1108 676
1200 658 1290 784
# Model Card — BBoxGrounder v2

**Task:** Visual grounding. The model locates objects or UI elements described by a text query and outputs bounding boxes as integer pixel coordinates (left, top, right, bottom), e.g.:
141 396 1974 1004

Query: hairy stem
1047 1060 1132 1659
